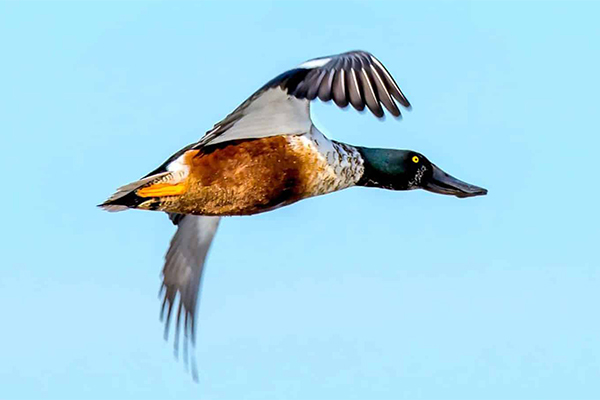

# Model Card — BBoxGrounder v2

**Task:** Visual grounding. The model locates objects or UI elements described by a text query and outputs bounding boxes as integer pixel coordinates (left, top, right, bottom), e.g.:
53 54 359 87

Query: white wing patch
298 57 332 69
166 152 191 183
204 88 312 146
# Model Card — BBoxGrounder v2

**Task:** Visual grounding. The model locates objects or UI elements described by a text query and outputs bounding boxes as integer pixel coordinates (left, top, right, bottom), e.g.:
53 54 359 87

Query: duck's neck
354 146 411 190
307 127 407 194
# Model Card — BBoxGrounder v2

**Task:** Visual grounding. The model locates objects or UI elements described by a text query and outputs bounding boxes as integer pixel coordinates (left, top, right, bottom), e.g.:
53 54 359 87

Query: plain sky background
1 1 599 399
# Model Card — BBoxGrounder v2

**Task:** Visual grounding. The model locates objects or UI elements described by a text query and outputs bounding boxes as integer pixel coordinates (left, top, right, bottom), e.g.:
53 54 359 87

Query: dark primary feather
159 214 220 380
289 50 410 117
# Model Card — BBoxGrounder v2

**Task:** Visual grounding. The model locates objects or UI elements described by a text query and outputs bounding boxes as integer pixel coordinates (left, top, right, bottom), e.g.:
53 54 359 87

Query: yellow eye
412 156 419 163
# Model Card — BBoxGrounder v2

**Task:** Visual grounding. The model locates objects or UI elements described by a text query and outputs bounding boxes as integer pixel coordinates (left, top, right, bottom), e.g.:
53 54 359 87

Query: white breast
288 126 365 196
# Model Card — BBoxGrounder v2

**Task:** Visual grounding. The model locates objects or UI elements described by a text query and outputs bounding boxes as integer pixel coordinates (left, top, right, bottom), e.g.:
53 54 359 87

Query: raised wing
292 50 410 116
196 50 410 148
159 214 220 380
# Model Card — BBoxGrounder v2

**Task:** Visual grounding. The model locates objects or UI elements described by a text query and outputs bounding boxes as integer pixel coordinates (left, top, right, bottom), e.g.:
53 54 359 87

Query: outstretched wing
292 50 410 115
196 50 410 148
159 214 220 380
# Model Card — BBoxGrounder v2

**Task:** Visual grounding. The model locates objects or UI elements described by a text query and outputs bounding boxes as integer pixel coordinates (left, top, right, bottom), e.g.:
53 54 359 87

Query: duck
100 50 487 379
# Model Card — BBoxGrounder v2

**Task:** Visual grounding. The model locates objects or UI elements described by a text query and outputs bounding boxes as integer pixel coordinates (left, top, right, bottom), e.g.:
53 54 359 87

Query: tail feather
99 172 172 212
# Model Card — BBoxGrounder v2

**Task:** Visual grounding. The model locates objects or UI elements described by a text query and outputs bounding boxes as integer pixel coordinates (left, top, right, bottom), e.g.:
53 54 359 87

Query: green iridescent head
356 147 487 198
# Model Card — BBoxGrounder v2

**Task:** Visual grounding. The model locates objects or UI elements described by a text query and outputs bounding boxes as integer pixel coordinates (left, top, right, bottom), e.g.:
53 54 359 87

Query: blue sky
1 1 599 399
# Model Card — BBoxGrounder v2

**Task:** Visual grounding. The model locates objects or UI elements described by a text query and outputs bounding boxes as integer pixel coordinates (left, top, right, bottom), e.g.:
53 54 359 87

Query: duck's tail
99 171 186 212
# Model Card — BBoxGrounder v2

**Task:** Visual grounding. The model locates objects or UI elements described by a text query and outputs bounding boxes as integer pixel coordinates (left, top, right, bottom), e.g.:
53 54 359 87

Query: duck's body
100 50 487 380
127 127 363 216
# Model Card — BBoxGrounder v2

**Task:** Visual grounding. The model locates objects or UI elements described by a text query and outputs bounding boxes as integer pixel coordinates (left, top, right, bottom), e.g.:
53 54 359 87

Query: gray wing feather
369 62 400 116
358 60 384 118
346 65 365 111
317 69 335 102
332 63 348 108
160 214 221 380
306 69 327 100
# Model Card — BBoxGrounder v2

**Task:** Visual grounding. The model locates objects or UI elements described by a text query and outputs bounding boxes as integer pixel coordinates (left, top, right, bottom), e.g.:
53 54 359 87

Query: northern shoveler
100 50 487 379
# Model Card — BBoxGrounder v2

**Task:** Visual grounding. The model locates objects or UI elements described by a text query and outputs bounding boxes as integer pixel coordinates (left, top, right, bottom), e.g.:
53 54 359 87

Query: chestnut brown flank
157 136 323 216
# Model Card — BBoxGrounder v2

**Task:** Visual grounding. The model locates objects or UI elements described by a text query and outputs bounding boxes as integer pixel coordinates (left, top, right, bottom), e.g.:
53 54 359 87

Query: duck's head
356 147 487 198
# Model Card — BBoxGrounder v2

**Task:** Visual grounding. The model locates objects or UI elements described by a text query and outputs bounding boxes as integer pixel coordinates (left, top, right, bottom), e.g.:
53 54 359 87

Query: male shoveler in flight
100 50 487 379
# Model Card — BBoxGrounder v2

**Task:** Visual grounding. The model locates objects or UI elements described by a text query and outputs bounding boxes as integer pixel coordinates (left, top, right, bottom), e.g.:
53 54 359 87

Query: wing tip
97 203 129 212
